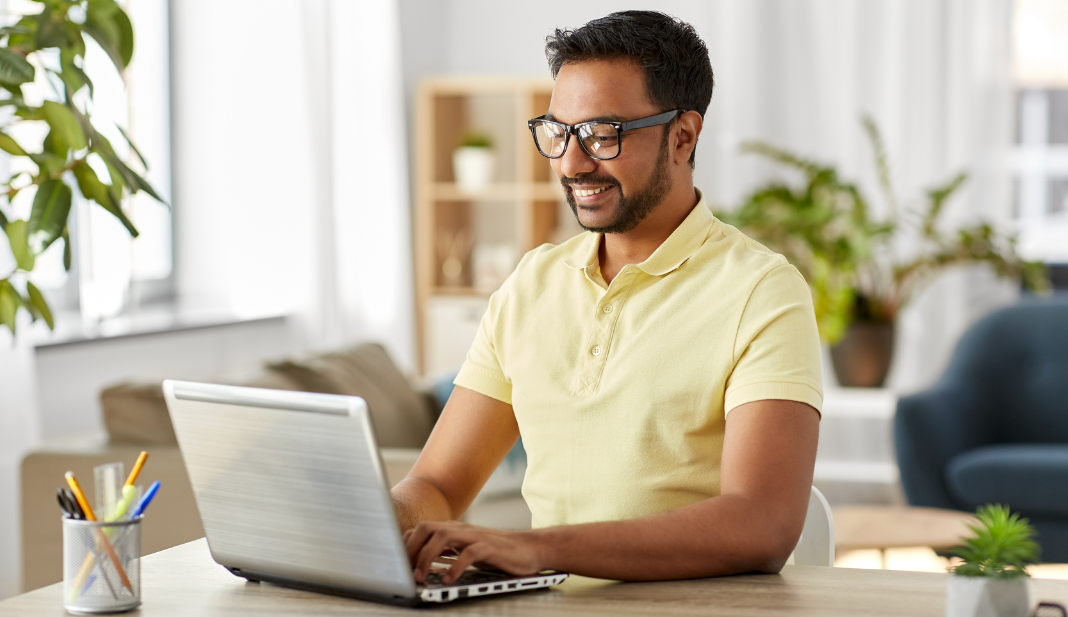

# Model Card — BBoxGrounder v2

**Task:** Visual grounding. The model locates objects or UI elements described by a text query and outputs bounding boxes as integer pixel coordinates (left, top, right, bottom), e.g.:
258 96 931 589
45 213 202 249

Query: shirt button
602 305 613 314
591 345 601 356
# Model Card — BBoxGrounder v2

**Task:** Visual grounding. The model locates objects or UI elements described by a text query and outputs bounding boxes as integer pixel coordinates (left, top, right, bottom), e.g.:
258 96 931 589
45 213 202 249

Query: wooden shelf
431 286 492 297
431 182 564 202
415 76 561 374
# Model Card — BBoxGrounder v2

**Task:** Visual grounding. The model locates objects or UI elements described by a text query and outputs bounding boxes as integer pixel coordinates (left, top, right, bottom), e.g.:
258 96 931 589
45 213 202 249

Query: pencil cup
62 517 142 614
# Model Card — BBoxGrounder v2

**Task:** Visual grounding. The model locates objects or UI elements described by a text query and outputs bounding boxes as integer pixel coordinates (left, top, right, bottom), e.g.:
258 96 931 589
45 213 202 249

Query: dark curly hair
545 11 714 169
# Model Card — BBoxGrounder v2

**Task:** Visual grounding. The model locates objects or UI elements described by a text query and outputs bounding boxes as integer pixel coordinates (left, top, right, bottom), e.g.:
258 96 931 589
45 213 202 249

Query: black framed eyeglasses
527 109 682 161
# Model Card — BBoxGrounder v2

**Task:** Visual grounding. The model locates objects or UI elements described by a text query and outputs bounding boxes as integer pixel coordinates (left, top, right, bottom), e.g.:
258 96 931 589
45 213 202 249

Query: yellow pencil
65 472 134 593
124 451 148 487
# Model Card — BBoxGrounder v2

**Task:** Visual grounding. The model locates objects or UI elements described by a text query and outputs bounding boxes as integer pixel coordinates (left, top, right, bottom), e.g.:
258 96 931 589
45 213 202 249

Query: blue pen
82 573 97 595
131 481 160 518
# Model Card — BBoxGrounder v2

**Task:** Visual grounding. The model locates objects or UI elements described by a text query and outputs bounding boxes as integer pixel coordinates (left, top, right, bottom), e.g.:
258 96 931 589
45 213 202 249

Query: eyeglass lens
532 121 620 160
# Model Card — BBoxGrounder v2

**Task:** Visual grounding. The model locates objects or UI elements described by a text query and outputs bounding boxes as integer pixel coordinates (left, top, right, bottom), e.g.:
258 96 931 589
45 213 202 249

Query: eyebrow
544 111 627 124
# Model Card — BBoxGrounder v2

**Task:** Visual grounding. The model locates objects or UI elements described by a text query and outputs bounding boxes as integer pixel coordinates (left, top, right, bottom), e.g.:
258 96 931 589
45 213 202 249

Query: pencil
124 451 148 487
65 472 134 593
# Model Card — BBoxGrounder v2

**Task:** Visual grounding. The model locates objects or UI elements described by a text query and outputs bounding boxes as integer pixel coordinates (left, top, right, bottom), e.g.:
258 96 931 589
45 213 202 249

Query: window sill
28 304 289 349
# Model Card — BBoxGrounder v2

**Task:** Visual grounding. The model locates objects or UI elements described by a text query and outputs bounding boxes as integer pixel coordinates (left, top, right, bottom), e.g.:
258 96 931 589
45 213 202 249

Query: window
2 0 172 323
1012 0 1068 265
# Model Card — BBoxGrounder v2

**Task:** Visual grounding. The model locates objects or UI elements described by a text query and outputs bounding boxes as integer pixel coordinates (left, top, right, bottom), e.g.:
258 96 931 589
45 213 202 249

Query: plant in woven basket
0 0 165 336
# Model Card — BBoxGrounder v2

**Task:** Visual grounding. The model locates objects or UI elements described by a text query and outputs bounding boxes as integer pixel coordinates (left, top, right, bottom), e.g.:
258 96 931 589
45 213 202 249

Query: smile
573 187 610 197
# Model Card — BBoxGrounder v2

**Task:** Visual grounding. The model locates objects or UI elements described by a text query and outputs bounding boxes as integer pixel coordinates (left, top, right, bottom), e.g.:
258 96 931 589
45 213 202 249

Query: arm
405 398 819 582
391 385 519 531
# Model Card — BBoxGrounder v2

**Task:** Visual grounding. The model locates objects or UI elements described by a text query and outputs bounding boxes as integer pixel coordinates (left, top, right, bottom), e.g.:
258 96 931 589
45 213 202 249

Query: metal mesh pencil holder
62 516 142 614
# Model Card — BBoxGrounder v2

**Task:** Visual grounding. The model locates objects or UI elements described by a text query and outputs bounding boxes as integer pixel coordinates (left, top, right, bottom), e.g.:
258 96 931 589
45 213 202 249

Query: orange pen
64 472 133 592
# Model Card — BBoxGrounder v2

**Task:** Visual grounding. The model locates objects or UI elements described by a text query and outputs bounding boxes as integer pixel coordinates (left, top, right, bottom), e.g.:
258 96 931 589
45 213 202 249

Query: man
393 11 822 583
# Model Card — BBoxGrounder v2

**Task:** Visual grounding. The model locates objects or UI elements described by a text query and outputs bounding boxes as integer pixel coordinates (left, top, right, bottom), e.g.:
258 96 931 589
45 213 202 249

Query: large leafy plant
0 0 164 335
718 117 1048 344
949 504 1039 579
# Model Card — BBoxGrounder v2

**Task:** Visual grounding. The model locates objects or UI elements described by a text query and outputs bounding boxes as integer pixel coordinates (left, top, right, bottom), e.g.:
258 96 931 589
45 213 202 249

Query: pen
131 481 160 518
65 472 133 593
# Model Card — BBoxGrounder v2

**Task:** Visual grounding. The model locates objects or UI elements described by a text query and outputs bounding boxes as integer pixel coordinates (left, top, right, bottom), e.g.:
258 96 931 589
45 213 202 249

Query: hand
403 521 546 584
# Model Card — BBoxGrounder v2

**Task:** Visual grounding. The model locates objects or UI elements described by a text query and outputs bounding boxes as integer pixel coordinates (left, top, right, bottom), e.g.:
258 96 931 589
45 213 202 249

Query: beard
563 134 674 234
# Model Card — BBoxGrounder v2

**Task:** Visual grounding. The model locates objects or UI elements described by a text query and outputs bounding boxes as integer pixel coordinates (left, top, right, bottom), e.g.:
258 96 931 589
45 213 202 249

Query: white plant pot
946 575 1031 617
453 147 495 193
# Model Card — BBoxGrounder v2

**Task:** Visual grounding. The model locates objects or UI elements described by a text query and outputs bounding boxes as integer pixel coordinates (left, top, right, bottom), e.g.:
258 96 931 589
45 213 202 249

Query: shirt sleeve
453 281 513 405
724 263 824 415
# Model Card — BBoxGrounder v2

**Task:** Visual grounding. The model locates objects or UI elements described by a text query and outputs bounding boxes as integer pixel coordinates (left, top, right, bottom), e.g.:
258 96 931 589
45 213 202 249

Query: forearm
391 476 456 532
532 493 799 580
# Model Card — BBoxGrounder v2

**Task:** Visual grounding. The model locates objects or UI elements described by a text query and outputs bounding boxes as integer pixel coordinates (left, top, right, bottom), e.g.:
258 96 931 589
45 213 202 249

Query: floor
836 548 1068 580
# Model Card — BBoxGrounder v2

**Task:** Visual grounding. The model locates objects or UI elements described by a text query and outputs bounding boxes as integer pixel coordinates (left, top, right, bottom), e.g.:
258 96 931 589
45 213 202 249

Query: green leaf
28 152 67 176
40 100 87 156
28 179 72 254
0 26 33 38
96 147 166 204
4 219 35 271
34 8 72 49
0 207 8 230
116 125 147 169
61 226 71 271
0 280 18 334
26 281 53 329
84 0 134 72
0 131 26 156
0 48 35 87
72 161 139 237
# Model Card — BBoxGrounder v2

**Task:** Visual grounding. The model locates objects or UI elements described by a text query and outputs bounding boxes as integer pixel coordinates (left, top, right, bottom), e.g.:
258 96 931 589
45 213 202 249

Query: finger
405 522 440 564
415 528 466 582
444 543 490 585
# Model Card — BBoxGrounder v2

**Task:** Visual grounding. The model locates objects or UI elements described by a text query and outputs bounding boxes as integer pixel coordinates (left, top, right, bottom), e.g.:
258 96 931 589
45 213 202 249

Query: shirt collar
563 189 715 277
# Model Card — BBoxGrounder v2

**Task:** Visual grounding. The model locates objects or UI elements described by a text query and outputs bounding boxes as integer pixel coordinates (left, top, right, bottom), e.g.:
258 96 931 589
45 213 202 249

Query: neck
598 183 699 284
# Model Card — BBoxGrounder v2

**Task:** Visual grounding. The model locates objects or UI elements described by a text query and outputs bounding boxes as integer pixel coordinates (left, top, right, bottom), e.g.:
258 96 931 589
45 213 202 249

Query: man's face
548 59 674 234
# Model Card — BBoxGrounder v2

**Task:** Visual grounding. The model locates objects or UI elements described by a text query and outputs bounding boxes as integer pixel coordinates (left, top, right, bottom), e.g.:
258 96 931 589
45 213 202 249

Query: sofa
895 301 1068 561
20 343 529 592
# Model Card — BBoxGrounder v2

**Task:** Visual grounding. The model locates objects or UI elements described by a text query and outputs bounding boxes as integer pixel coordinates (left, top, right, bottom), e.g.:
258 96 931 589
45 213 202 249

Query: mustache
560 174 621 188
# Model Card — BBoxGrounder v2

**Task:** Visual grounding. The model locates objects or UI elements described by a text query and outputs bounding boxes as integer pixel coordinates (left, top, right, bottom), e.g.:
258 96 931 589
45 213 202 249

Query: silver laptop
163 380 567 605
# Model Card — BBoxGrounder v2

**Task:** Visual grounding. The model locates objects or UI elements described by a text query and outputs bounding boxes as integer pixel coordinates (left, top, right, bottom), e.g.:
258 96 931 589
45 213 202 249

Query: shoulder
704 218 806 286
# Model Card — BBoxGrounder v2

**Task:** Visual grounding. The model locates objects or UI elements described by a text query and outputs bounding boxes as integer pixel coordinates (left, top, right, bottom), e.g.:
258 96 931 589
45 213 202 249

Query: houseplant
452 130 494 194
946 504 1039 617
718 117 1049 387
0 0 164 336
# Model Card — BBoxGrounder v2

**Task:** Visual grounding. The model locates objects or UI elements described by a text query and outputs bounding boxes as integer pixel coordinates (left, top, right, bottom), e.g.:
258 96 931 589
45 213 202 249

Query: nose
555 134 596 179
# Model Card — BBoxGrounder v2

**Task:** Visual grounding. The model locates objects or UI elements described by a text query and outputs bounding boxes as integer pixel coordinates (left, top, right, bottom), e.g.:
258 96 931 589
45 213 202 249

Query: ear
672 111 703 167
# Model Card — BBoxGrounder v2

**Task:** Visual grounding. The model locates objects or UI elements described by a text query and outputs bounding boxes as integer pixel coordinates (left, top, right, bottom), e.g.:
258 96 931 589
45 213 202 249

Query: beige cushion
101 343 434 449
100 383 178 444
266 343 435 448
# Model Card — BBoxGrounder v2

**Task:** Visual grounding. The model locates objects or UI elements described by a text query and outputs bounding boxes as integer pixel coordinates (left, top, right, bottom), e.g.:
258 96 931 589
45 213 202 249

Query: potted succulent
946 504 1039 617
718 117 1049 387
452 131 494 194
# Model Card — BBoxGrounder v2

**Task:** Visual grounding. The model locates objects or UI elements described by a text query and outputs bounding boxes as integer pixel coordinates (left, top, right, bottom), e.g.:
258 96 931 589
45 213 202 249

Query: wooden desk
5 538 1068 616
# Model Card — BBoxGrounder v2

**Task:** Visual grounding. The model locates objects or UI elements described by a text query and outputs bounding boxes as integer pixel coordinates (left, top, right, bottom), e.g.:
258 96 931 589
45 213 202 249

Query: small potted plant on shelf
453 131 494 194
717 116 1049 387
945 504 1039 617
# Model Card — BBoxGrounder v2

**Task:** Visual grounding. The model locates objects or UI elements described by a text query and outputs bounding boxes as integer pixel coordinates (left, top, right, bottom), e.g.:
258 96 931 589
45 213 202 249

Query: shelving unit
414 76 574 375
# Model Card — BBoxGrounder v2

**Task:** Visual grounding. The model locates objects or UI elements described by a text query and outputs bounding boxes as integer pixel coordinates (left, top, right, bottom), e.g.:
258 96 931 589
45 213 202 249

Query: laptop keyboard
423 570 507 588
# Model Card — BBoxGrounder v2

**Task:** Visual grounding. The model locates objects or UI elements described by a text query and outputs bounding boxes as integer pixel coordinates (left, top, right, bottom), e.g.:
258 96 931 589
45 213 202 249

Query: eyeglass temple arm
619 109 682 132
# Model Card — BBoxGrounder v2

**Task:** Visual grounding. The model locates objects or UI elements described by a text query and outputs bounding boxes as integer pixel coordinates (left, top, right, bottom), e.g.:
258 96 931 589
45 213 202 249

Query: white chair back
790 485 835 566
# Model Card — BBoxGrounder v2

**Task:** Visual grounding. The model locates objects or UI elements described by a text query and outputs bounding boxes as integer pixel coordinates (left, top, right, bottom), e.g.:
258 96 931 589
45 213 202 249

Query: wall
397 0 1020 393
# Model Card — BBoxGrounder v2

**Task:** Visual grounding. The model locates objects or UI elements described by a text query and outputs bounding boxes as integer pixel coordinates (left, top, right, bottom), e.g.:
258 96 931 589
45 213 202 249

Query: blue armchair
895 301 1068 562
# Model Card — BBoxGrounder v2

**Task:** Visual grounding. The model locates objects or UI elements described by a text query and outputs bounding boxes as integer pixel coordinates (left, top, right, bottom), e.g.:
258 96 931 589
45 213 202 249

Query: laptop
162 380 567 605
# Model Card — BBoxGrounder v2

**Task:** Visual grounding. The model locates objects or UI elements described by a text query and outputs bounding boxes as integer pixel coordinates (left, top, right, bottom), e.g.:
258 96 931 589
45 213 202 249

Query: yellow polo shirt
454 191 823 529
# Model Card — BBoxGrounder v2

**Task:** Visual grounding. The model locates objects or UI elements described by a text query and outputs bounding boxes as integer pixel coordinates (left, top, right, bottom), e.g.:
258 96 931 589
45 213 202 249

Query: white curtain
172 0 415 370
695 0 1017 392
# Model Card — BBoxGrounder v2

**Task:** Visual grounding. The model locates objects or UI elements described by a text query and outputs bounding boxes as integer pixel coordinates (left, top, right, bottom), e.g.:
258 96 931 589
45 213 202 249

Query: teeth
575 187 608 197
